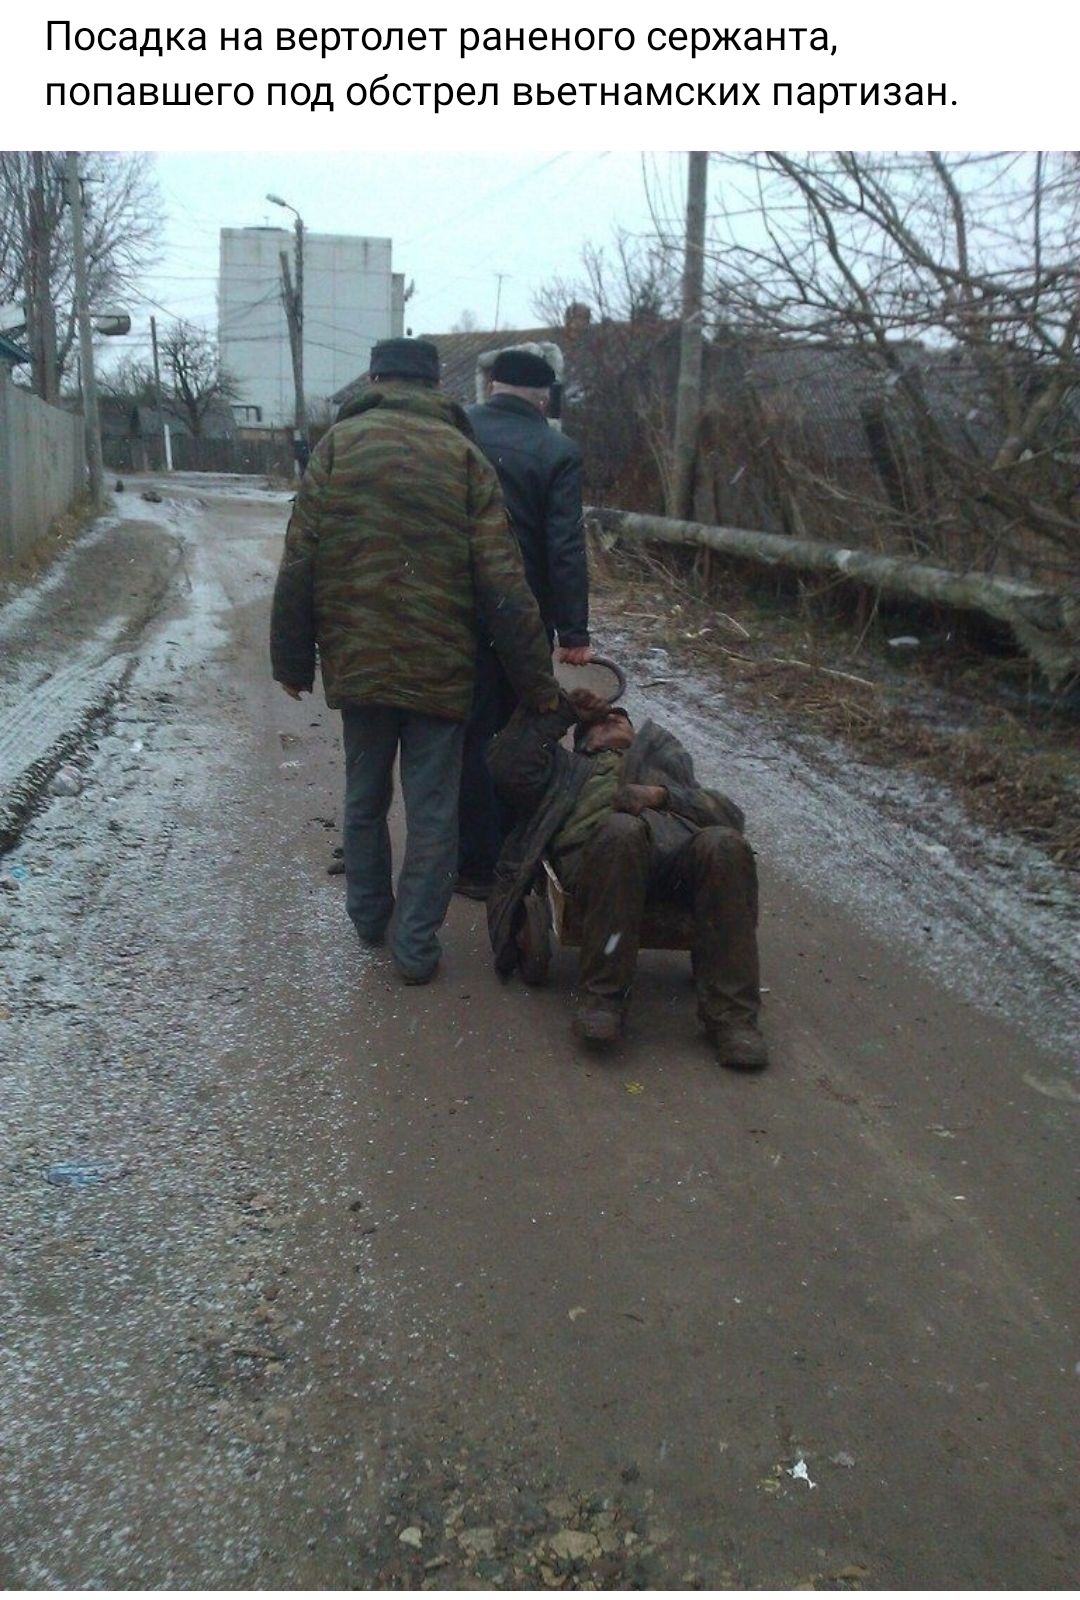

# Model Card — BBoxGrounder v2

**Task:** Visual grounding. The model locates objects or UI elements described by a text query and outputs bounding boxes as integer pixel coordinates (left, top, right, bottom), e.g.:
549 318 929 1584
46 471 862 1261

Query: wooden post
66 151 105 507
279 230 306 475
149 315 171 472
670 151 709 523
293 214 305 447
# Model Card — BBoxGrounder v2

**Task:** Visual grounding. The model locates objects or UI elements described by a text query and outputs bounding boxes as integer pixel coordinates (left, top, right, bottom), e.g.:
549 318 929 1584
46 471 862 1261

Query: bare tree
528 230 689 508
155 320 238 437
98 352 156 406
532 229 680 329
703 152 1080 580
0 151 163 399
451 308 478 333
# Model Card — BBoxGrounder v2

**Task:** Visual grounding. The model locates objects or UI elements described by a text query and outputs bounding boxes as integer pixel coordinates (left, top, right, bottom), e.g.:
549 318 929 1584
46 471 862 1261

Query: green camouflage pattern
551 750 623 862
270 382 557 720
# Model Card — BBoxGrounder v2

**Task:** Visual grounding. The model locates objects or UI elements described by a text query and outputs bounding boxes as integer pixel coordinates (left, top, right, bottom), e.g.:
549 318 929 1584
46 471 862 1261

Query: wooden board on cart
540 859 695 951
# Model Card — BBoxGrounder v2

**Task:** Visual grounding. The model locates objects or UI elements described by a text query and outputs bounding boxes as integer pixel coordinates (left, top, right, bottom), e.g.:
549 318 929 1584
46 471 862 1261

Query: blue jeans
341 705 465 976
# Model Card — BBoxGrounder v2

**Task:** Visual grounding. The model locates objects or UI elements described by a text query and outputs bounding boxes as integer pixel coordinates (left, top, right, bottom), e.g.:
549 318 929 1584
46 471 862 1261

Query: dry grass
594 542 1080 872
0 494 101 600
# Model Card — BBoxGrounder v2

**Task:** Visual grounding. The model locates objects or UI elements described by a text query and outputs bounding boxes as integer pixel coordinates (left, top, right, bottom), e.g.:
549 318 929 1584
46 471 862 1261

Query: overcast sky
110 150 687 365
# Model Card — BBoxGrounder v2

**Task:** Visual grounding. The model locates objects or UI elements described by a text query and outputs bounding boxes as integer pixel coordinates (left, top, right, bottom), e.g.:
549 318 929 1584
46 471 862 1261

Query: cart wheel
517 892 553 985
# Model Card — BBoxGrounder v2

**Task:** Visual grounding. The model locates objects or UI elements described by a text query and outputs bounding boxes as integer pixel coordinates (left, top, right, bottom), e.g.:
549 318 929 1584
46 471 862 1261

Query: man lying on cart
485 686 768 1070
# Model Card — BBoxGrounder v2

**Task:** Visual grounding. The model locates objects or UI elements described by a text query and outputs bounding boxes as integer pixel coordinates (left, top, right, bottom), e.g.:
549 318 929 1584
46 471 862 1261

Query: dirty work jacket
270 382 557 721
485 700 746 974
466 394 589 649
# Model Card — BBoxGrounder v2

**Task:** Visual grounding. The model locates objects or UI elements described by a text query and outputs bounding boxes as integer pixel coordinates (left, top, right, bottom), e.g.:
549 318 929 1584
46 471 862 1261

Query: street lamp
266 192 307 471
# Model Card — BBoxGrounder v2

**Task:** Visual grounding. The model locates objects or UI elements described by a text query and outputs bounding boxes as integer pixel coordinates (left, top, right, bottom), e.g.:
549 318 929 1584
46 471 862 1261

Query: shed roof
423 327 563 406
724 340 1012 462
332 319 681 413
331 325 565 413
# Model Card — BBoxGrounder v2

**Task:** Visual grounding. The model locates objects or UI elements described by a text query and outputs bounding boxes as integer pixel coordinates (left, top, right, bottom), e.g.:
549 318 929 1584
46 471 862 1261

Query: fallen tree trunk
587 507 1080 687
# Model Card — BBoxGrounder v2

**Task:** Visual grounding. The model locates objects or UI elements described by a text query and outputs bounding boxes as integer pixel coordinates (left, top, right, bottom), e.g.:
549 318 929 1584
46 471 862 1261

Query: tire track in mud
0 654 136 853
0 506 186 856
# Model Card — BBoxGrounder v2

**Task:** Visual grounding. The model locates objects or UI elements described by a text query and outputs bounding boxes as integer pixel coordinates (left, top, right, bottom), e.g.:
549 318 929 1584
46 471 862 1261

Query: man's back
311 385 476 715
271 381 551 721
466 393 588 648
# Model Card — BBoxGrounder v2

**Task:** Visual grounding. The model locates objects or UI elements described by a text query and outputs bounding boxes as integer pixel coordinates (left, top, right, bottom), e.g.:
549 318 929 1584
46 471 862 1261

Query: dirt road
1 478 1076 1588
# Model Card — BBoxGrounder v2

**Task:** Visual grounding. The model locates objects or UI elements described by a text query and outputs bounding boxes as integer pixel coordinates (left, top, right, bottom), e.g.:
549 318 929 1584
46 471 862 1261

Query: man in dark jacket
456 347 592 900
270 337 558 986
486 691 767 1069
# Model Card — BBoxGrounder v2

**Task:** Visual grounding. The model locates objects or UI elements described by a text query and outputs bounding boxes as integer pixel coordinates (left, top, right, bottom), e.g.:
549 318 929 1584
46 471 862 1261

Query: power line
395 154 570 250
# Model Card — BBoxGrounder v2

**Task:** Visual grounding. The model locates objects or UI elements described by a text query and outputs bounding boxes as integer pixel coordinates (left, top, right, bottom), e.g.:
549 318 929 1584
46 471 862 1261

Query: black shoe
454 874 493 902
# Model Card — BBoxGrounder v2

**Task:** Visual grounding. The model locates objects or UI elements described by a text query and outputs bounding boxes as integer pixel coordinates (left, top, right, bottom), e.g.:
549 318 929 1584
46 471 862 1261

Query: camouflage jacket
270 382 558 720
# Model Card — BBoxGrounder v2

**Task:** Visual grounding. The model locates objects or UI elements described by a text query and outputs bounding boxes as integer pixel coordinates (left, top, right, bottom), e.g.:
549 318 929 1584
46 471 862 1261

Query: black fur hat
491 348 556 387
370 338 440 383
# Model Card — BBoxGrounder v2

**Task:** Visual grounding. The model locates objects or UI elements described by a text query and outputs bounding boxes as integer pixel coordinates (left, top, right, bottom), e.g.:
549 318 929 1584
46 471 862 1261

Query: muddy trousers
341 706 464 976
561 812 761 1027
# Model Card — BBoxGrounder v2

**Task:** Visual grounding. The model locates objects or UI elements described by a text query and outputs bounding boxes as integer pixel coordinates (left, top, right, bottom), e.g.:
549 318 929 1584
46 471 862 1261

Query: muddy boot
573 999 624 1044
707 1017 769 1070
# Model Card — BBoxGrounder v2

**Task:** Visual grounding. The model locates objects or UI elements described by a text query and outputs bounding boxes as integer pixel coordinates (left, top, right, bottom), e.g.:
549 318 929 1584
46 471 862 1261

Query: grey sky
111 151 686 364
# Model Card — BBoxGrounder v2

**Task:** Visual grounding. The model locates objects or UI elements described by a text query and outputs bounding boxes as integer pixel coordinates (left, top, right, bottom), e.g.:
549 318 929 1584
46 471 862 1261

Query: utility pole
278 248 307 473
66 151 105 506
267 193 307 472
493 272 509 331
149 315 172 472
670 150 709 522
293 213 304 446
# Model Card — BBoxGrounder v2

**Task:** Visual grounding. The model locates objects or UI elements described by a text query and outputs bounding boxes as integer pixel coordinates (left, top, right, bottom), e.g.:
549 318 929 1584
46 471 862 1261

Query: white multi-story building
218 227 405 429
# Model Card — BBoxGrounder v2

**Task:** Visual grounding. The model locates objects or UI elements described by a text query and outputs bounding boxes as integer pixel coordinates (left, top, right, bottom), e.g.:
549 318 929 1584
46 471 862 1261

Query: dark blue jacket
466 394 589 648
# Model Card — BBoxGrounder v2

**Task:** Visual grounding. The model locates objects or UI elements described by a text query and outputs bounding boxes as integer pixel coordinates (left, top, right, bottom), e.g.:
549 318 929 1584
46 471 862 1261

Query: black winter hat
369 337 440 383
491 348 556 387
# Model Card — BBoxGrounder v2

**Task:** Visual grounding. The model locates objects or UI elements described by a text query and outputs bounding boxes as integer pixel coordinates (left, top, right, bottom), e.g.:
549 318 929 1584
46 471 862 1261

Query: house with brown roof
330 305 683 505
332 308 1074 568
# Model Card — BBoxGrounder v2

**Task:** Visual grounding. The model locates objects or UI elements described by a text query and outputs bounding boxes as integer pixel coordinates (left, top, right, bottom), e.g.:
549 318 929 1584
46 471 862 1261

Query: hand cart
515 857 696 985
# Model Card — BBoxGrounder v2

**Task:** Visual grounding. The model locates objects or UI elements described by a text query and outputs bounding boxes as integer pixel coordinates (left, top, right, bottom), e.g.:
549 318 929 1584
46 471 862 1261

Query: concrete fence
0 369 86 564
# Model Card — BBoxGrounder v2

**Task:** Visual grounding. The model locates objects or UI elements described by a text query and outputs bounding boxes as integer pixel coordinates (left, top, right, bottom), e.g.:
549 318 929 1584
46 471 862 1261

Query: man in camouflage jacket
271 338 558 984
